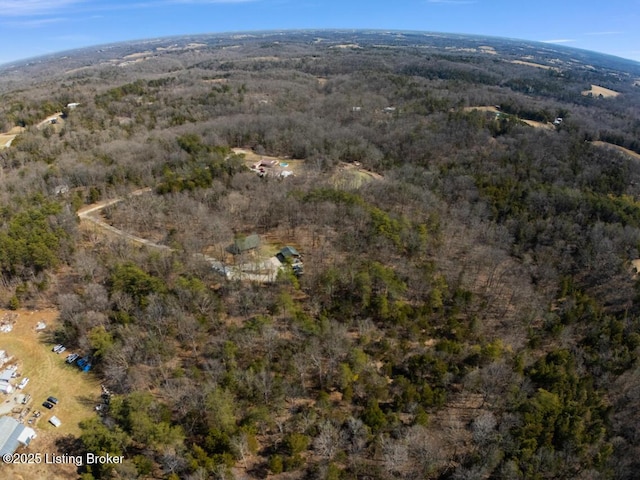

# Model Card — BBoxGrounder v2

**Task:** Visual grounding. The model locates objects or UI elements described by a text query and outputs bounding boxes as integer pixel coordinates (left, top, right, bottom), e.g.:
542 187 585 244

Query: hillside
0 30 640 479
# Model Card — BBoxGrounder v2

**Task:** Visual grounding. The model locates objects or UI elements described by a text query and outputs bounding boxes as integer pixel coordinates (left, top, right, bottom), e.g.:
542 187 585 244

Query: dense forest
1 30 640 479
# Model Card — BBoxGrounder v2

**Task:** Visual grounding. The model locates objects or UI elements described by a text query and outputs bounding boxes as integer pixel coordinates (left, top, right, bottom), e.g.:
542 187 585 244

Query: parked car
77 356 92 372
56 346 66 354
42 401 54 409
52 344 64 353
46 396 58 405
65 353 79 364
17 377 29 389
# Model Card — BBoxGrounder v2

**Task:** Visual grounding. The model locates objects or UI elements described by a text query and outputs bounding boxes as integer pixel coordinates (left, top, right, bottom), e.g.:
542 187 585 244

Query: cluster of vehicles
27 410 41 425
65 353 79 363
52 345 92 371
42 396 58 409
24 397 57 426
11 341 93 430
37 397 62 428
21 342 95 429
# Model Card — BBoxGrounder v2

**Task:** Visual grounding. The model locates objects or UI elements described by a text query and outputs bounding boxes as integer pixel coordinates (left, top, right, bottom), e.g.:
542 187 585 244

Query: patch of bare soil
0 127 25 149
1 112 63 149
463 105 500 113
35 112 64 130
521 119 554 130
442 391 486 425
332 162 382 188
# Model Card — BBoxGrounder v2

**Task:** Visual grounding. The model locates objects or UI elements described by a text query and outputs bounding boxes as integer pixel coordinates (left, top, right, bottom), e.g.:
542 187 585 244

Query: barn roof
0 416 36 456
279 246 300 258
227 234 261 254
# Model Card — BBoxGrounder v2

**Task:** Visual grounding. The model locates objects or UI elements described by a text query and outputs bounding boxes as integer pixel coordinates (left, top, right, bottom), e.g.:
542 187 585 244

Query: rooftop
227 234 261 255
0 416 36 456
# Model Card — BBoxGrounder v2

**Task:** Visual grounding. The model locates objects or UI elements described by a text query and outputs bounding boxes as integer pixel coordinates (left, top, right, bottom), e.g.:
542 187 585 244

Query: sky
0 0 639 66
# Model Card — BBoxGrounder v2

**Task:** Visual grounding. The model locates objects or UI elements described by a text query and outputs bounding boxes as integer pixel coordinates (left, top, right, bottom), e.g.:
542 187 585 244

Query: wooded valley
1 30 640 479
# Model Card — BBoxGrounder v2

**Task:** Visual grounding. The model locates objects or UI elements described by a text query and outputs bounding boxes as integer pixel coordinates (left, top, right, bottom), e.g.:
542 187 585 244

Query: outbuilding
0 416 37 455
0 368 14 394
227 234 261 255
49 416 62 428
276 246 301 263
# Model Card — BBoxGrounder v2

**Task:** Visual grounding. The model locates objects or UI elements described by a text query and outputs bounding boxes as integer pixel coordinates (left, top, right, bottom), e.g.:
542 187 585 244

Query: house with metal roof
0 369 13 383
0 368 14 394
0 416 37 456
276 246 301 263
227 234 261 255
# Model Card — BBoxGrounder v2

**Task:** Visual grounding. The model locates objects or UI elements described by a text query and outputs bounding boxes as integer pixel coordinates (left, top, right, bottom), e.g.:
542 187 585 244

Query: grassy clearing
511 59 560 71
593 141 640 160
521 119 555 130
0 309 100 435
331 163 382 189
463 105 500 113
0 126 24 148
0 134 17 148
464 106 555 130
582 84 620 98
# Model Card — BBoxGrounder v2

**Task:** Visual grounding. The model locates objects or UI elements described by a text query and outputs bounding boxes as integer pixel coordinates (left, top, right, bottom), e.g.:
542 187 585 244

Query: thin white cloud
170 0 257 2
427 0 476 3
0 0 258 17
53 33 97 42
542 39 576 44
585 31 624 36
0 0 83 16
3 16 67 27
